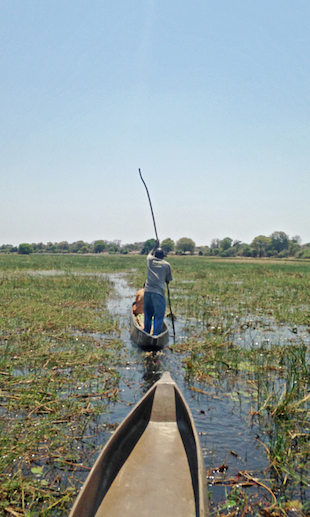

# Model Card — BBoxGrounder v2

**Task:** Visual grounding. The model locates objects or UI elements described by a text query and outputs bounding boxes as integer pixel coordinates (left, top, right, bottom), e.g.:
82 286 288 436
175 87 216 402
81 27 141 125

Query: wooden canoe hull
68 372 209 517
130 303 169 350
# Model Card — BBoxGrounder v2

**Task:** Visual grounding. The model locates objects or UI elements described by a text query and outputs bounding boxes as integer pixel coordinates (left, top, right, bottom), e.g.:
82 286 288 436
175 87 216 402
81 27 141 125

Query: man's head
155 248 164 259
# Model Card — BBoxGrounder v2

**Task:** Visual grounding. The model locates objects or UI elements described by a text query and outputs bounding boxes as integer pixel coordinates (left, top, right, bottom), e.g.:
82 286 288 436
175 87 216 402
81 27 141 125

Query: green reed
2 254 310 515
163 257 310 516
0 257 129 515
113 255 310 514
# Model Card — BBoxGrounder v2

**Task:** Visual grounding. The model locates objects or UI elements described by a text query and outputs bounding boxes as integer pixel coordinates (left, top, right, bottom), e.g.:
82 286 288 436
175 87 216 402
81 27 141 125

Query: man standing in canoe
144 240 173 336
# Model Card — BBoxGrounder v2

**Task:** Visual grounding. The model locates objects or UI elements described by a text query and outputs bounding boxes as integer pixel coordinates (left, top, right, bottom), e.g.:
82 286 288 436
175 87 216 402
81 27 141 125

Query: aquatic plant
0 262 125 514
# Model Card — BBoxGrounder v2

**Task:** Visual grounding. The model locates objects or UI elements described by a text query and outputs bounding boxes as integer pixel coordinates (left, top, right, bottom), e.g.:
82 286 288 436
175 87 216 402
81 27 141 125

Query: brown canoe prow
68 372 209 517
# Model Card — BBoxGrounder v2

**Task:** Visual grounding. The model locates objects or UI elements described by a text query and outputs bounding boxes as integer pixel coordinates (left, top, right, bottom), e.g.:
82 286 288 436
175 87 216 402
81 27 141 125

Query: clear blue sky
1 1 309 247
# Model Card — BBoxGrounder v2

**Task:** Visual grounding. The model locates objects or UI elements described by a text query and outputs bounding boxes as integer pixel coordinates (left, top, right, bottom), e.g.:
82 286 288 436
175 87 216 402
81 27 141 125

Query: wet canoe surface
68 372 209 517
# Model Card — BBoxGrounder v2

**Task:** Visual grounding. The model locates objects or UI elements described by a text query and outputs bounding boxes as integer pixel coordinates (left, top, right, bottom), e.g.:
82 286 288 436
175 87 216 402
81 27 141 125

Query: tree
301 248 310 259
221 246 236 257
232 240 242 251
122 243 140 252
0 244 13 253
141 239 156 255
251 235 271 257
289 241 301 256
241 245 252 257
107 243 120 253
220 237 232 252
57 241 69 252
70 241 88 253
161 238 175 254
210 238 221 249
291 235 302 245
270 231 289 253
176 237 196 254
36 242 46 250
18 243 33 255
94 240 106 253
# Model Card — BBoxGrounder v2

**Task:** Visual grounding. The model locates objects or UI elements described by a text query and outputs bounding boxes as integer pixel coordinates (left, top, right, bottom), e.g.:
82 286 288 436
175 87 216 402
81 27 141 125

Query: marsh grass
159 257 310 516
0 253 144 273
0 256 130 515
2 254 310 516
167 257 310 326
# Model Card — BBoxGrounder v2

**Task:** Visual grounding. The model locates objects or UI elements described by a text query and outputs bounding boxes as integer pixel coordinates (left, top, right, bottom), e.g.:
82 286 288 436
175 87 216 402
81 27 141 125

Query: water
23 270 305 508
4 269 309 512
103 273 270 507
231 317 310 349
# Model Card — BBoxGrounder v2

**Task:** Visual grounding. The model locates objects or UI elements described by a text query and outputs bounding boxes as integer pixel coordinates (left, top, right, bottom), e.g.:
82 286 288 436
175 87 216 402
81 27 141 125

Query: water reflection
141 351 163 392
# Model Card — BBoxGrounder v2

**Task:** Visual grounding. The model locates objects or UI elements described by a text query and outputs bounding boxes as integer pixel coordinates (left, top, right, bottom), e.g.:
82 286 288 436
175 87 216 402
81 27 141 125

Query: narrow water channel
105 273 270 508
4 268 308 514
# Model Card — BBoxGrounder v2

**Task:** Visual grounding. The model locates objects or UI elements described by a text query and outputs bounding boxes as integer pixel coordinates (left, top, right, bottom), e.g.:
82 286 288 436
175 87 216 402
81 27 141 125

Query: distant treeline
1 232 310 259
0 240 139 255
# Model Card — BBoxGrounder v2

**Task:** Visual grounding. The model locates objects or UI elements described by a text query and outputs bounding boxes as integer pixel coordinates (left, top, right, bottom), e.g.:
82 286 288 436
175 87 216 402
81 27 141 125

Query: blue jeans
144 292 166 336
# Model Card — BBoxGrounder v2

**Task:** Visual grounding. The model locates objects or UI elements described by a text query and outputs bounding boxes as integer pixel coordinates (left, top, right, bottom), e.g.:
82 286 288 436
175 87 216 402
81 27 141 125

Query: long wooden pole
139 168 176 340
166 283 176 340
139 168 159 241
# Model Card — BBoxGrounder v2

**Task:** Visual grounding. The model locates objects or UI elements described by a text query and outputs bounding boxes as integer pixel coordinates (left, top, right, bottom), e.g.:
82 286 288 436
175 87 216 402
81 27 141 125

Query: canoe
68 372 209 517
130 303 169 350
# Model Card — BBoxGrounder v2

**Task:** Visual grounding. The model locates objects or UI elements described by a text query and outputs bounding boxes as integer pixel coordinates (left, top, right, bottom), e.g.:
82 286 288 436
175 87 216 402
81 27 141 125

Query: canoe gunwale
68 372 209 517
130 302 169 350
68 388 156 517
